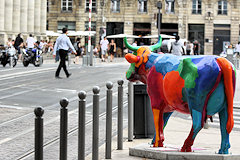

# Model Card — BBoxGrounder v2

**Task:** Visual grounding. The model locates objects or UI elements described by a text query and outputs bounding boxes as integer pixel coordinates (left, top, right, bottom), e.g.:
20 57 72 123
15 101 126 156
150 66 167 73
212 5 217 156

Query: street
0 58 239 160
0 59 129 160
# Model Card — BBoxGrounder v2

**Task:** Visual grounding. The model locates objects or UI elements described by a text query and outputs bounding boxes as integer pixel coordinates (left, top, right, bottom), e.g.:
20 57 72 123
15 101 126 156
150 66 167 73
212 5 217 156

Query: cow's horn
149 35 162 51
124 37 140 52
125 53 140 63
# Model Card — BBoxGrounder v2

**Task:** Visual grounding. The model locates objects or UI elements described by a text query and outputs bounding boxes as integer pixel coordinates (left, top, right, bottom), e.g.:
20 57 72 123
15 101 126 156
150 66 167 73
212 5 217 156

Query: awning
142 34 175 39
106 34 139 38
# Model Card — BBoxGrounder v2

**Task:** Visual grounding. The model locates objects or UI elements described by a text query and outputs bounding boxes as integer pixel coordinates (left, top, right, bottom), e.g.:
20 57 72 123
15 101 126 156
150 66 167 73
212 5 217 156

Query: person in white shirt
100 36 109 62
26 34 36 49
235 42 240 54
53 28 77 79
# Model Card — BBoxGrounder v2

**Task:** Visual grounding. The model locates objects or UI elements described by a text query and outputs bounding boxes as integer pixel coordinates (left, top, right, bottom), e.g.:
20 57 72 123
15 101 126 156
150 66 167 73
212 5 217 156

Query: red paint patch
163 71 189 113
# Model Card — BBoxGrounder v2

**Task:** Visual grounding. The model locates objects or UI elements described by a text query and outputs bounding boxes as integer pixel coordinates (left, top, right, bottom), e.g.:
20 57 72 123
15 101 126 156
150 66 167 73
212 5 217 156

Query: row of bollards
34 80 132 160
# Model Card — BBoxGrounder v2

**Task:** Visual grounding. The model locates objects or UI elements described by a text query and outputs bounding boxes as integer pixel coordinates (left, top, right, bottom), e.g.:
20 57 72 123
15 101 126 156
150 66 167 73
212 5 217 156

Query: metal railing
34 80 133 160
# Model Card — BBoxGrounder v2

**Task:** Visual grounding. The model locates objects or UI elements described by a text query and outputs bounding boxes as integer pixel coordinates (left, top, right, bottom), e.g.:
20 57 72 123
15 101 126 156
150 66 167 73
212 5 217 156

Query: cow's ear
125 54 140 63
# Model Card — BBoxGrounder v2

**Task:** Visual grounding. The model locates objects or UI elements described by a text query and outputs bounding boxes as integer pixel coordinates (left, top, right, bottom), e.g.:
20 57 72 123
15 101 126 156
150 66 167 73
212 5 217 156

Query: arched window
192 0 201 14
218 0 227 15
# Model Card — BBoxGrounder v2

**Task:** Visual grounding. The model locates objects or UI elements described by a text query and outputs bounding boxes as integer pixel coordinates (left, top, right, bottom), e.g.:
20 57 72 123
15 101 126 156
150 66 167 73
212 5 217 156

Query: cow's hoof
218 149 229 154
181 146 192 152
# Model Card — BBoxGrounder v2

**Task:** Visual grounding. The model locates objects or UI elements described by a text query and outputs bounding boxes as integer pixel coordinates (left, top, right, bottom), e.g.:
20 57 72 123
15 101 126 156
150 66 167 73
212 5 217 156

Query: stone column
4 0 13 32
12 0 21 34
28 0 35 33
0 0 5 32
20 0 28 33
40 0 47 34
34 0 41 35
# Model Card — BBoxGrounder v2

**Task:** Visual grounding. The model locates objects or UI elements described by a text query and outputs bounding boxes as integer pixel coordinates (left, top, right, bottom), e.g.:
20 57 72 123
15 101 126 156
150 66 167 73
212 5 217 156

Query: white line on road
0 67 55 81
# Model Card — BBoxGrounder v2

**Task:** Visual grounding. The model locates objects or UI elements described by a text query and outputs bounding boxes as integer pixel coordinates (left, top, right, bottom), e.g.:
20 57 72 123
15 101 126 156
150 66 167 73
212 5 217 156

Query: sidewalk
86 116 240 160
42 54 126 65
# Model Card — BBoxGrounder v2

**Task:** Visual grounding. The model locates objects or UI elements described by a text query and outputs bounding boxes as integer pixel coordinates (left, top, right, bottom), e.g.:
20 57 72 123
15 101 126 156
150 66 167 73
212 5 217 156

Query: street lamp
157 1 162 37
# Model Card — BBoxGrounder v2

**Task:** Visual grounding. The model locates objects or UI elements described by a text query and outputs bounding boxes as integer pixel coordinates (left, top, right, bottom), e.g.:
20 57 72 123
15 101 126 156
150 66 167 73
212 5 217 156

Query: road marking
55 88 77 93
0 67 55 81
0 90 33 100
0 104 23 110
210 122 240 129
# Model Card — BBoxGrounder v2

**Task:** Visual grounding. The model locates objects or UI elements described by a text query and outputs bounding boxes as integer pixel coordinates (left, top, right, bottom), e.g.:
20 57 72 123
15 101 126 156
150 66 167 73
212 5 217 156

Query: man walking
170 35 185 56
53 28 76 79
100 36 109 62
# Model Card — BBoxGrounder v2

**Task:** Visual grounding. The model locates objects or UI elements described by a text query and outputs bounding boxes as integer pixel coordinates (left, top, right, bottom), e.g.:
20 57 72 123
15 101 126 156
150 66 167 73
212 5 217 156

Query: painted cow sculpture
124 36 236 154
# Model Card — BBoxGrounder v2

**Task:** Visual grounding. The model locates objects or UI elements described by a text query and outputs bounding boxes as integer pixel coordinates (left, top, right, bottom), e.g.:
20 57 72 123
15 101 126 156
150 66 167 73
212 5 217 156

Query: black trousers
55 49 69 77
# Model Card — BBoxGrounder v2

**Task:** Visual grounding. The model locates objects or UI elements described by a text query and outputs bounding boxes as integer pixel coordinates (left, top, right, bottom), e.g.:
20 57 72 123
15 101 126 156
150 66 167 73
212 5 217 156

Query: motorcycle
22 47 43 67
0 46 18 67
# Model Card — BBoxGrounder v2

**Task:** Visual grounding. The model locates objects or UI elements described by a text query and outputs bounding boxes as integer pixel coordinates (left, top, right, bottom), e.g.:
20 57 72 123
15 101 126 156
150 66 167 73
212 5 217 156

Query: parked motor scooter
0 46 18 67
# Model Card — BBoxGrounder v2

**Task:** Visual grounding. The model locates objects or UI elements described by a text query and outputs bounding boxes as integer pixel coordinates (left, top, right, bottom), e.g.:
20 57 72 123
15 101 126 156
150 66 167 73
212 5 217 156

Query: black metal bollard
78 91 86 160
34 107 44 160
105 82 113 159
92 86 100 160
60 98 69 160
117 80 124 150
128 82 133 141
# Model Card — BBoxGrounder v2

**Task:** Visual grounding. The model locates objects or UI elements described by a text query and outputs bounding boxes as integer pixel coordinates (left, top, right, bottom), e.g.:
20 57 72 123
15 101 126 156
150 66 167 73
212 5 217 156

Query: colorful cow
124 36 236 154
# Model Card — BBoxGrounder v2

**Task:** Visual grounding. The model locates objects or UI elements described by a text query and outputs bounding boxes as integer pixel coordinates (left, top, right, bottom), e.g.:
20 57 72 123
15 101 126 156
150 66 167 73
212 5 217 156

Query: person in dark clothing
193 40 200 55
73 37 81 64
14 33 24 59
53 28 77 79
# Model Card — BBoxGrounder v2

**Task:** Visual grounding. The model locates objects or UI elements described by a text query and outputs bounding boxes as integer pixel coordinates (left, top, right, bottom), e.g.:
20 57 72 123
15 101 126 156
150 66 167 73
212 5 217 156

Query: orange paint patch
163 71 185 108
217 57 234 134
135 47 151 68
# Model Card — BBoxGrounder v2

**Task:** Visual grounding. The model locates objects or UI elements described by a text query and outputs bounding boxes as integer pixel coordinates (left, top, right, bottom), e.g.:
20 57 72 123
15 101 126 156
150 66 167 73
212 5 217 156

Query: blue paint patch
185 56 220 112
146 53 180 76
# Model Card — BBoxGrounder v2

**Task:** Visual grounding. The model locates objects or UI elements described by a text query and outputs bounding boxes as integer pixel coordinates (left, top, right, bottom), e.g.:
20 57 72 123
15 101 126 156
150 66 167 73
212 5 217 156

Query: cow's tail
216 57 236 134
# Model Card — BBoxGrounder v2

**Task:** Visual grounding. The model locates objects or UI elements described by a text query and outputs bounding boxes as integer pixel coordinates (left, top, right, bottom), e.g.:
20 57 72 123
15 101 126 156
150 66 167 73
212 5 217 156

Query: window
111 0 120 13
192 0 201 14
58 21 76 31
218 1 227 15
165 0 175 14
138 0 147 13
85 21 96 31
86 0 97 13
61 0 73 12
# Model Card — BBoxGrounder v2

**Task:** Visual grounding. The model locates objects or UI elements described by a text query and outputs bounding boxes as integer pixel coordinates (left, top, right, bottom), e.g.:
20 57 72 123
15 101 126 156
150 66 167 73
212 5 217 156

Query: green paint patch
176 58 198 88
126 52 138 79
126 63 136 79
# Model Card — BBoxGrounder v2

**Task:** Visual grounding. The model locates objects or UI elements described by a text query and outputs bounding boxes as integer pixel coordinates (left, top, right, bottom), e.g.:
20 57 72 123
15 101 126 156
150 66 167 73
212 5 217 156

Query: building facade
47 0 240 55
0 0 47 44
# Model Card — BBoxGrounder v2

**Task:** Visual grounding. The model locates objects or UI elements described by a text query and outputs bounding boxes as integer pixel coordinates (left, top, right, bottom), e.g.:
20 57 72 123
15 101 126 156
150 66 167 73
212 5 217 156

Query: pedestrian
109 39 116 62
100 36 109 62
14 33 24 59
73 38 81 64
6 38 13 47
53 27 77 79
193 40 200 55
26 34 36 49
186 41 192 55
170 35 185 56
183 41 187 55
235 42 240 55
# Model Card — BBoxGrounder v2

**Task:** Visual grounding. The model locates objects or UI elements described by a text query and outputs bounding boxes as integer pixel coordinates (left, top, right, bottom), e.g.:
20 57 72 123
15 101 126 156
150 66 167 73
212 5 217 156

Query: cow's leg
152 108 164 147
152 112 173 145
181 109 203 152
218 106 230 154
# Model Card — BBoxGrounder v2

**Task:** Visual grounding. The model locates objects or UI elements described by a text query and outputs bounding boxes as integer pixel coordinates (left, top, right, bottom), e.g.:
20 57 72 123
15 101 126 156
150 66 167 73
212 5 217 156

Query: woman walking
109 39 116 62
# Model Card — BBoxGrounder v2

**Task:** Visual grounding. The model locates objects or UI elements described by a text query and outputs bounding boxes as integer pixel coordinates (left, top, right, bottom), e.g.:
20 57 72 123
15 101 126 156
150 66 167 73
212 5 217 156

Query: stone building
47 0 240 55
0 0 47 44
